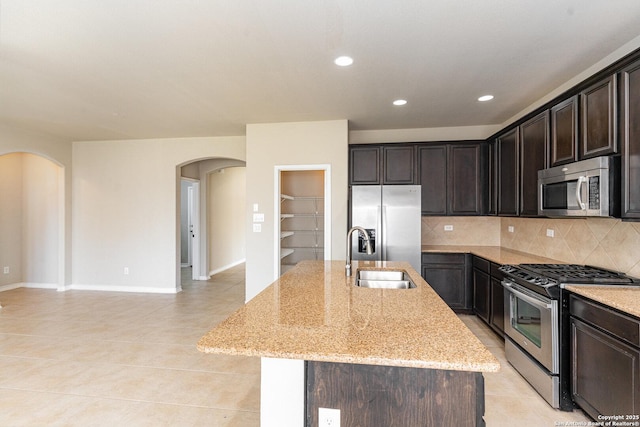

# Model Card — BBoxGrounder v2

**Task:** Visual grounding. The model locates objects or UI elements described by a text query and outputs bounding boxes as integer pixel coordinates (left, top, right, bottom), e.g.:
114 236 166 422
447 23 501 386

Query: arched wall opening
177 157 246 289
0 152 64 290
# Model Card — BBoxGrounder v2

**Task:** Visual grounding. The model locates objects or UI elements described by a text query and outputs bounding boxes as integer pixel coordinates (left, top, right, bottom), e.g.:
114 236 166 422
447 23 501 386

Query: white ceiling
2 1 640 142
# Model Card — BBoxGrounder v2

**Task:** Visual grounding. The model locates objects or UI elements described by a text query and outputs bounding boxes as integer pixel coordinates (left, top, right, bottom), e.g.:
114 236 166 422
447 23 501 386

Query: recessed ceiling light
393 99 407 106
334 56 354 66
478 95 494 102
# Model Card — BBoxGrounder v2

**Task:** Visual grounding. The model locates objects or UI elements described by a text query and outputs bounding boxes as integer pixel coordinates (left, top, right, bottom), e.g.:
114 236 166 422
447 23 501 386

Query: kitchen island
198 260 500 426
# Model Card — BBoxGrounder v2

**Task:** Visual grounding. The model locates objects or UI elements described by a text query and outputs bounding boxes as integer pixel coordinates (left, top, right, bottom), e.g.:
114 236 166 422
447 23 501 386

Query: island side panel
306 361 485 427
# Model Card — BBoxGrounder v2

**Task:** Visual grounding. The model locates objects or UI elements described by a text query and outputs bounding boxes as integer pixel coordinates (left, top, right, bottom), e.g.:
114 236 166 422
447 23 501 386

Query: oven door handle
576 176 587 210
503 281 553 310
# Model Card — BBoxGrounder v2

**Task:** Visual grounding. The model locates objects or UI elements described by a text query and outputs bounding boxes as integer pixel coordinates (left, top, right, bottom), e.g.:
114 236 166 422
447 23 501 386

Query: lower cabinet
472 256 504 337
421 253 471 312
570 294 640 420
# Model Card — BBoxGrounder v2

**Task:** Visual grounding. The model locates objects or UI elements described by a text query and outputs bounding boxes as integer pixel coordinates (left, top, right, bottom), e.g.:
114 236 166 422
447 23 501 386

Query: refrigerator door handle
379 204 385 261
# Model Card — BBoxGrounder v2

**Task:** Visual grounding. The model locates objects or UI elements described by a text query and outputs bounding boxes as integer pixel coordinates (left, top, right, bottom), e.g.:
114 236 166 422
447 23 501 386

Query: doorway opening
177 158 246 290
275 165 331 278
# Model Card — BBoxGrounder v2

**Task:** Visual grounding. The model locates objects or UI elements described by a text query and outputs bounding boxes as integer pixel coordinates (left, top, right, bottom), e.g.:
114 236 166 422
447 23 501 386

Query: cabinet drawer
570 294 640 347
422 253 466 265
472 256 490 273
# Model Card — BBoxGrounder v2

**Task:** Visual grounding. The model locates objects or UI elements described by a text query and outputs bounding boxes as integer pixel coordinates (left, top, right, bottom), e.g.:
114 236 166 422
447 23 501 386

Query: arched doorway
177 158 246 289
0 152 64 291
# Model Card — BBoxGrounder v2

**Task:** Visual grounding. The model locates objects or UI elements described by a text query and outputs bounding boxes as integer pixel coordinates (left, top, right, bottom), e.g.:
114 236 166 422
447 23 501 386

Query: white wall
208 167 246 275
21 154 61 285
245 120 348 301
72 136 245 292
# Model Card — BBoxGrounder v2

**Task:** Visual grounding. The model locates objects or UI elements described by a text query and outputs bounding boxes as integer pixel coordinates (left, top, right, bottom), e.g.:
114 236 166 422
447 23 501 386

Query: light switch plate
253 213 265 223
3 266 9 274
444 225 454 231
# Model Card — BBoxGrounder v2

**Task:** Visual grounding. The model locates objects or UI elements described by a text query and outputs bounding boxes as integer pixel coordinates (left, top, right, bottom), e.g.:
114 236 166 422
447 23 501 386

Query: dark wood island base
306 361 485 427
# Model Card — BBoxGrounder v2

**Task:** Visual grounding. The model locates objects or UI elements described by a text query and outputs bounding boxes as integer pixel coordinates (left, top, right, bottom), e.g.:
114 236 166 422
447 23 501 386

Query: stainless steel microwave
538 156 620 217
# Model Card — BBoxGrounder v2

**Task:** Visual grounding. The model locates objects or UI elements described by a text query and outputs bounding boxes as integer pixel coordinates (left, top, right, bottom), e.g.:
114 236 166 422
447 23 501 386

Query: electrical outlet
444 225 454 231
546 229 555 238
319 408 340 427
3 266 9 274
508 225 514 233
123 267 129 275
253 223 262 232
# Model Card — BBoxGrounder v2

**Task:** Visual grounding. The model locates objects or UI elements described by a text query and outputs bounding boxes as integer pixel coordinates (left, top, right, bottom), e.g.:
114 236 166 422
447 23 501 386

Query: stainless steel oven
499 263 640 412
503 278 560 407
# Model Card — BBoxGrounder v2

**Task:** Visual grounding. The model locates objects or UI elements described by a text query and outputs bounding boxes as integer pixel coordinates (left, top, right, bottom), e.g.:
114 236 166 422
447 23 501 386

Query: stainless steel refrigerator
350 185 421 272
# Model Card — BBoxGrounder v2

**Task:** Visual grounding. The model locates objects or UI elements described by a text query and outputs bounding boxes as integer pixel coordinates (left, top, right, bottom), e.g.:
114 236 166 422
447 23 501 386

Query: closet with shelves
279 170 325 275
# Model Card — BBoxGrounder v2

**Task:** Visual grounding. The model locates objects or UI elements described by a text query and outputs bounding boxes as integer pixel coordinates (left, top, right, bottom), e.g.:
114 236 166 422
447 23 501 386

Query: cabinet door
519 111 548 217
383 145 415 184
418 145 447 215
550 96 578 166
489 275 504 336
472 268 490 322
497 128 519 216
571 317 640 419
488 141 498 215
449 144 485 215
350 146 381 185
422 265 467 311
621 59 640 219
580 75 618 158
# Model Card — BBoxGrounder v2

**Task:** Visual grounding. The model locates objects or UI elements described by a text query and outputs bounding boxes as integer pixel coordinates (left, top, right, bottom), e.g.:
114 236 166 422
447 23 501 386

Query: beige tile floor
0 264 591 426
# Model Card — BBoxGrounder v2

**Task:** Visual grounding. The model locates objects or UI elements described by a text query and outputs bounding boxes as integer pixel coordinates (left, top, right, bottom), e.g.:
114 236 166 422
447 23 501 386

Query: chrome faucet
346 226 373 276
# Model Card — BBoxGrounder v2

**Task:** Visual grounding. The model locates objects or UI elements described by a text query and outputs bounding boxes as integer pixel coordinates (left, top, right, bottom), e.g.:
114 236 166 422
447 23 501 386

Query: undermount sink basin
355 269 417 289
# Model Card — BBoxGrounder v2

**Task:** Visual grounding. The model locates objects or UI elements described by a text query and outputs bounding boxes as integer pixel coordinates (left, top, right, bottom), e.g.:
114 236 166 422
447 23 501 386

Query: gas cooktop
517 264 640 285
499 263 640 299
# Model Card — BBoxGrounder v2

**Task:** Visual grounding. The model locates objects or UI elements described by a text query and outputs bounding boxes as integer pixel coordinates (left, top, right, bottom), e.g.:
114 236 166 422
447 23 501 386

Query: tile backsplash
421 216 640 278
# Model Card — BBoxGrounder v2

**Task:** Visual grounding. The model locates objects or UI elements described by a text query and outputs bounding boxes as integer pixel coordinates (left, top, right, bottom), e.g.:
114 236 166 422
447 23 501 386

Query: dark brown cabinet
418 142 487 216
349 144 415 186
621 59 640 220
489 264 504 336
349 145 381 185
472 256 504 336
383 145 415 184
496 128 519 216
472 257 490 323
550 96 579 166
570 295 640 420
418 145 447 215
580 75 618 158
519 111 548 217
421 253 471 312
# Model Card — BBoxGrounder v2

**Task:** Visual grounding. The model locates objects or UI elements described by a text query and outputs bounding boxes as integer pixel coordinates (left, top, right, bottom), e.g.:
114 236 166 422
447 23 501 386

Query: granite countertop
198 260 500 373
422 245 561 265
564 285 640 318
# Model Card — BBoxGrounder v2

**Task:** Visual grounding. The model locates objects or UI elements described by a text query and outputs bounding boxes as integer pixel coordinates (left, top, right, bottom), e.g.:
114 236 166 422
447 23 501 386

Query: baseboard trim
0 283 24 292
61 284 180 294
208 258 246 277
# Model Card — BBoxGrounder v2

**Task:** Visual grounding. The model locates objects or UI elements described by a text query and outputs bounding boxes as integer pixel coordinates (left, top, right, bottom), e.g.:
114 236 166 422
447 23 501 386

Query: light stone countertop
564 285 640 318
422 245 561 265
198 260 500 373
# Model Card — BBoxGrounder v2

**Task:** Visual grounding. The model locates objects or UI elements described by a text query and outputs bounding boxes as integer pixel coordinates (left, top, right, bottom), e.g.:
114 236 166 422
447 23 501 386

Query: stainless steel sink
355 269 416 289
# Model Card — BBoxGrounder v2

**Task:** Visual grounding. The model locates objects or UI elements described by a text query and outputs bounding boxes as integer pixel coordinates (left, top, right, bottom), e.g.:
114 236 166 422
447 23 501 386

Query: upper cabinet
580 75 618 158
349 144 415 185
496 128 519 216
519 111 549 217
621 59 640 220
349 145 381 185
418 142 487 216
383 145 415 184
550 96 579 166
